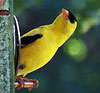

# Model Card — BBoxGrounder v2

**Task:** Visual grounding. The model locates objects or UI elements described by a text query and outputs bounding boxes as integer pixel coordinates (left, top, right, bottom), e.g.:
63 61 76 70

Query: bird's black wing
21 34 43 48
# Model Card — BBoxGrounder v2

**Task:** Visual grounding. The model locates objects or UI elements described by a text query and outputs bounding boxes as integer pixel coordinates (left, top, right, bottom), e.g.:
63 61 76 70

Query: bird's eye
68 11 77 23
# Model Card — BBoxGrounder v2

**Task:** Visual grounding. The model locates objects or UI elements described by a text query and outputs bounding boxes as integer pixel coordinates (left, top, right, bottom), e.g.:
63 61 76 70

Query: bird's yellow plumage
17 9 77 76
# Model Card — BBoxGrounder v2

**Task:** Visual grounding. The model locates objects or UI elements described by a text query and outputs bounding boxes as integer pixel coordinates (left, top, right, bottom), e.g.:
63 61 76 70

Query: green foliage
63 38 87 61
14 0 42 14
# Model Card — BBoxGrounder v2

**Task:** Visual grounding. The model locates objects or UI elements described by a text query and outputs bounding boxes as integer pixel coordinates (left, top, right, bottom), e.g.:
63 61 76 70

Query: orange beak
62 9 69 20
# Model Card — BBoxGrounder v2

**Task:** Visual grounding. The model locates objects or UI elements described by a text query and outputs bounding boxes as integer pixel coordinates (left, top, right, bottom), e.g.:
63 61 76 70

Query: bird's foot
15 76 39 91
22 76 39 91
15 76 25 90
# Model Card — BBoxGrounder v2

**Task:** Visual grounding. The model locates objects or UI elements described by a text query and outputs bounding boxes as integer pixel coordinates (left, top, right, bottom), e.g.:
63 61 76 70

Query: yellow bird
17 9 77 76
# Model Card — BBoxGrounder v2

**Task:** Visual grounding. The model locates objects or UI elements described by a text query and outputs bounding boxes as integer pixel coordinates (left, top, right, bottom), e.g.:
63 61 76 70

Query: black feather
18 64 25 70
68 11 77 23
21 34 43 48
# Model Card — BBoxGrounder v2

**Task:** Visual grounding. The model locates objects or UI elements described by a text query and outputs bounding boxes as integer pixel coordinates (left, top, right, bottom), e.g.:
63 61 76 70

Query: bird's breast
18 37 58 75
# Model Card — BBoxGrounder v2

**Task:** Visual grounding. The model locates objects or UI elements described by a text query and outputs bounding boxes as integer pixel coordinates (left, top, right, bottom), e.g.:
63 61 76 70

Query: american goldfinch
17 9 77 76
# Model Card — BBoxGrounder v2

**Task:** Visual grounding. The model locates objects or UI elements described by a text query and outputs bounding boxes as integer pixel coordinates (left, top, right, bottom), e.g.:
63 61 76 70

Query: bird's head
52 9 77 47
62 9 77 24
61 9 77 34
53 9 77 34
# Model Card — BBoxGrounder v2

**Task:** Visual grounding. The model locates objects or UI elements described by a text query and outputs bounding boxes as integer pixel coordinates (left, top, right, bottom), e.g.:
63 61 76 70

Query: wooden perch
14 82 34 88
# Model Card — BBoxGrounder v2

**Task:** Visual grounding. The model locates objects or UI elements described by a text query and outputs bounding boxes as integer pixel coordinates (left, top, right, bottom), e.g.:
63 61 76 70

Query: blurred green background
15 0 100 93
